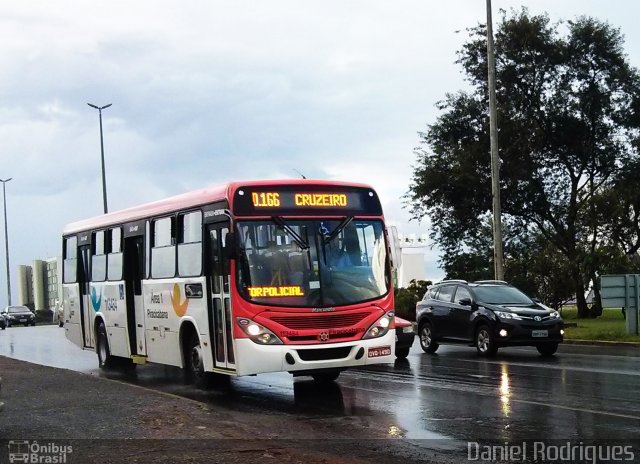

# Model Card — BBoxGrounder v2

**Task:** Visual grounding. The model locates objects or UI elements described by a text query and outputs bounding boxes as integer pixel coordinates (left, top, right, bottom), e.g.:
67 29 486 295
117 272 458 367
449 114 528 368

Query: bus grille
296 347 352 361
271 312 369 329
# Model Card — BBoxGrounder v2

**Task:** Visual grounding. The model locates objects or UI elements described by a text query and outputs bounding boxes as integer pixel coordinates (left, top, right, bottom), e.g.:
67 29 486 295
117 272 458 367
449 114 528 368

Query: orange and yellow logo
171 283 189 317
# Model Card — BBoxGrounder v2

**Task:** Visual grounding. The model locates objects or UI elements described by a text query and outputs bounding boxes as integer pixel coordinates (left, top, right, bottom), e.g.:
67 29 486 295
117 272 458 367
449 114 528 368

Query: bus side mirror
224 232 236 260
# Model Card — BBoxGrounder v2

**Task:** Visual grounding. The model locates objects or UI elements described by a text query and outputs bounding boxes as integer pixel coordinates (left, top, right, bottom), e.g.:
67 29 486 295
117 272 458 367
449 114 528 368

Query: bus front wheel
312 369 340 383
188 333 209 388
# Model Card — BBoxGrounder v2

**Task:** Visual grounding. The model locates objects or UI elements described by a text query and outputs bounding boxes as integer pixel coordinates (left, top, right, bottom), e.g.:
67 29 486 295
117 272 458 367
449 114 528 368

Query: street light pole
1 177 12 306
486 0 504 280
87 103 112 214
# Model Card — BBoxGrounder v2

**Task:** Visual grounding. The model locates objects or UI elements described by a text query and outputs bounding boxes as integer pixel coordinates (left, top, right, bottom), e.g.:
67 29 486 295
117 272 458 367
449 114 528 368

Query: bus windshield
236 219 389 307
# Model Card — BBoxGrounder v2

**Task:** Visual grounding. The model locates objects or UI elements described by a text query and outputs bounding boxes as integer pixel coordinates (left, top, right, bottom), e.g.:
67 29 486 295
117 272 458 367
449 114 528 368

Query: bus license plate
368 346 391 358
532 330 548 338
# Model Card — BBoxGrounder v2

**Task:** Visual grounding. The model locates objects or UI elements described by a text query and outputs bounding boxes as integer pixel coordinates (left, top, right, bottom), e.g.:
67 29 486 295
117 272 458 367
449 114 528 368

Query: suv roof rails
473 280 508 285
437 279 468 285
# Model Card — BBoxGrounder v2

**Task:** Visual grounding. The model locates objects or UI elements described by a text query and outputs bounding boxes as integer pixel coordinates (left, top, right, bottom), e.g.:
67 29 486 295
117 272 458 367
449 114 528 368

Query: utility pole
1 177 12 306
486 0 504 280
87 103 112 214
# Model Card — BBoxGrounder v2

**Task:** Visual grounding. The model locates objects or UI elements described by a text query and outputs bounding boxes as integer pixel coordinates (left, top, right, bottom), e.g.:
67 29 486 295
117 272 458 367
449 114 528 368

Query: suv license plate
368 346 391 358
19 318 26 323
532 330 548 338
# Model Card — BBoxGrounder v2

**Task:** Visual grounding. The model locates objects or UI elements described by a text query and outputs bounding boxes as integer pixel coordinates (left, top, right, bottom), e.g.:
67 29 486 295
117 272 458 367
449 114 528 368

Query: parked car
416 280 564 357
0 312 6 330
394 316 415 359
1 305 36 327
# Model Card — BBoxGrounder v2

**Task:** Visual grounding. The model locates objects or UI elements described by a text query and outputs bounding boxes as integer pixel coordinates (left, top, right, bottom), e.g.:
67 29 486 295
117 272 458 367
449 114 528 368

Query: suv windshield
473 285 534 305
236 218 389 307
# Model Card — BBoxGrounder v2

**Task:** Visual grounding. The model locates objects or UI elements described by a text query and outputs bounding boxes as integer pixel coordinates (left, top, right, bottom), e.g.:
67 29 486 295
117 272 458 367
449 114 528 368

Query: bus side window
178 211 202 277
151 217 176 278
91 230 106 282
63 236 78 284
107 227 123 281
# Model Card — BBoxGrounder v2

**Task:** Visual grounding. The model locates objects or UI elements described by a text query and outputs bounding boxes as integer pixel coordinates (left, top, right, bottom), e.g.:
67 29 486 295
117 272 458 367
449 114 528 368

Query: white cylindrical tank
32 259 46 311
17 265 33 306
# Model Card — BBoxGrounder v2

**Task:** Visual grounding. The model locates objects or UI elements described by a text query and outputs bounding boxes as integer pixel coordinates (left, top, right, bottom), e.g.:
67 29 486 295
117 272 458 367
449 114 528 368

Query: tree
407 9 640 317
394 279 432 321
438 216 574 309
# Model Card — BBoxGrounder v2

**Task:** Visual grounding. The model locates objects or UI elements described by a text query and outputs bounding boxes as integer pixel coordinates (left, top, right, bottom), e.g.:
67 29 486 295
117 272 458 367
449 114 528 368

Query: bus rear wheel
97 322 113 370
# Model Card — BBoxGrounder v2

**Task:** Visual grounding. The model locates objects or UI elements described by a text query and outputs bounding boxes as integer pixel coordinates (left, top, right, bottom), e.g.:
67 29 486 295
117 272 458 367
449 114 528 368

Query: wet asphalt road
1 325 639 445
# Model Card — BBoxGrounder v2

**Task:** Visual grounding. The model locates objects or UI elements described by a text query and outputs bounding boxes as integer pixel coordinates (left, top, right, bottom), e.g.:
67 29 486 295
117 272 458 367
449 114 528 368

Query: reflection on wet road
1 326 639 443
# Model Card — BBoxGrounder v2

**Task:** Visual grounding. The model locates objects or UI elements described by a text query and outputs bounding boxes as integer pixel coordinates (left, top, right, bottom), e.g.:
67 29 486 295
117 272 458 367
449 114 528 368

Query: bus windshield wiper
272 216 309 250
324 217 353 244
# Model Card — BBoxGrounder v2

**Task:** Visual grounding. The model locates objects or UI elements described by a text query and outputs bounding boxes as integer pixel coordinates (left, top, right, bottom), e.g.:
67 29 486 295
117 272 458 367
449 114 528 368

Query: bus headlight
363 313 394 340
236 318 283 345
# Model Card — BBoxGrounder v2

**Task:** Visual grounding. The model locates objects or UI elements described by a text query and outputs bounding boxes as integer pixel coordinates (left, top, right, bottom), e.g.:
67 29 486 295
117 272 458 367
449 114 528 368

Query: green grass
560 306 640 342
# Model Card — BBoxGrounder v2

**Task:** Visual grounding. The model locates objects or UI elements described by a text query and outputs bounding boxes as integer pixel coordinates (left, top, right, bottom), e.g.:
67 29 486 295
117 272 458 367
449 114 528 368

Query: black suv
416 280 564 357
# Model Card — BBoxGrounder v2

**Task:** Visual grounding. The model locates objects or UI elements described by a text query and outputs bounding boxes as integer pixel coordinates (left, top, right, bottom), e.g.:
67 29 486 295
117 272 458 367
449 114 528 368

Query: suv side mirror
532 297 541 303
458 297 472 306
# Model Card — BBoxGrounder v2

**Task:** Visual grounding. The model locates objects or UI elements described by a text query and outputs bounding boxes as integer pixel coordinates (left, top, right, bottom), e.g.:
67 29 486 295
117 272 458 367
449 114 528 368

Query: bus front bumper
233 332 395 376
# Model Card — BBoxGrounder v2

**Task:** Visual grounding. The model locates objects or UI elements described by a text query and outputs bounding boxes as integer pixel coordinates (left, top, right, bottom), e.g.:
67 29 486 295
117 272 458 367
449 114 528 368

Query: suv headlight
549 311 560 319
236 318 283 345
495 311 522 321
363 312 394 339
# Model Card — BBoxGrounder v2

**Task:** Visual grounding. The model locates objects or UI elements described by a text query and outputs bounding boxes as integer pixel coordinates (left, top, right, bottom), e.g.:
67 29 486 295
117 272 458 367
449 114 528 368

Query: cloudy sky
1 1 639 307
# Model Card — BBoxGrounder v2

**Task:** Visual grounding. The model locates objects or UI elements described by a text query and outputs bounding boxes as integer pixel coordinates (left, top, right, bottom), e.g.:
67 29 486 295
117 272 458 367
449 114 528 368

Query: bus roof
62 179 375 235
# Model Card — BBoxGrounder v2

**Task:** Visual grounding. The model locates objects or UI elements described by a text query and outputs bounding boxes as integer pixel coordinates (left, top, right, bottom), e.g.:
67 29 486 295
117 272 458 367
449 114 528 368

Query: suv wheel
419 322 439 354
475 324 498 357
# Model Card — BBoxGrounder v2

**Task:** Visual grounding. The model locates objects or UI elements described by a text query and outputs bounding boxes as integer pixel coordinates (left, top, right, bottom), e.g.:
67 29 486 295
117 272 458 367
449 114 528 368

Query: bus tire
188 333 209 388
96 321 114 370
536 343 558 357
312 369 340 383
395 347 410 359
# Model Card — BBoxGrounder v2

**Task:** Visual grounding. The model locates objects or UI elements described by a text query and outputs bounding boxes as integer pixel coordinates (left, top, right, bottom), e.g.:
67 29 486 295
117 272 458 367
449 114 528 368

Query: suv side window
424 287 437 301
436 285 455 302
454 286 472 304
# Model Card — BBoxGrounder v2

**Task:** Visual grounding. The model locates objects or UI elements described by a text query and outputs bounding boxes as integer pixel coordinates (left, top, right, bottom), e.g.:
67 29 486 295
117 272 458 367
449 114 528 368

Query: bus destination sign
233 185 382 216
251 192 348 208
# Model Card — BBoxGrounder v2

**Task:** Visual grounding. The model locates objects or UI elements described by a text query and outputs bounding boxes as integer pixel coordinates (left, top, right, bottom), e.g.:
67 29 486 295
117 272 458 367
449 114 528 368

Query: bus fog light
499 329 508 337
258 333 272 344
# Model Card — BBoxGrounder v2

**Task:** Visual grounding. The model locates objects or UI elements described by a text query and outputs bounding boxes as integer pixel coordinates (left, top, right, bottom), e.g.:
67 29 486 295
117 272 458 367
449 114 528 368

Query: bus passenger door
79 245 94 349
206 223 235 370
124 235 146 356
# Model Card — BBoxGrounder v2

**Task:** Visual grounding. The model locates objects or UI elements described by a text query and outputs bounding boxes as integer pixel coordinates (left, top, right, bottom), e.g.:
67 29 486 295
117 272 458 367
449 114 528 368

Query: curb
563 339 640 347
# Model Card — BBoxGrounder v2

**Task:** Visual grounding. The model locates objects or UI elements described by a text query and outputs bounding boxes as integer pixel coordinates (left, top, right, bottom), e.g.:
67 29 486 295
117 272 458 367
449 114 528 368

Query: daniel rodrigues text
468 441 635 463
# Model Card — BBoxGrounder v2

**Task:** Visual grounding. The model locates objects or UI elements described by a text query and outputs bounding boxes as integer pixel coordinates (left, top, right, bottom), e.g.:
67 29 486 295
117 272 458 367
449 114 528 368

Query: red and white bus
62 179 395 384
